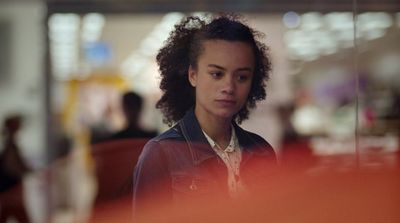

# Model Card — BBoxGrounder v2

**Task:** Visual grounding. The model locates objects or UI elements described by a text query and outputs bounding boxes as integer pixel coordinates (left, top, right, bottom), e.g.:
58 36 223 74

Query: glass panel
2 1 399 222
355 11 400 169
45 8 400 223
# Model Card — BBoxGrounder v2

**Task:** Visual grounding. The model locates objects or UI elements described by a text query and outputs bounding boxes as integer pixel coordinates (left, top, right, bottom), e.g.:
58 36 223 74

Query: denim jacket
133 109 276 212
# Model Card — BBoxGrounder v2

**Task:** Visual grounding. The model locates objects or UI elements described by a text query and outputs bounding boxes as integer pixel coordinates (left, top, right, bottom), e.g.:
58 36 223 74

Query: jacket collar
178 108 215 165
178 108 260 165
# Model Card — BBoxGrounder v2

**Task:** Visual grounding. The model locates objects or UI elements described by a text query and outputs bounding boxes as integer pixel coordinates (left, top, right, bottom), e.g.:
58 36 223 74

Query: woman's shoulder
151 124 184 142
234 123 265 143
245 130 273 148
234 125 275 155
138 124 188 165
141 124 184 152
243 130 270 144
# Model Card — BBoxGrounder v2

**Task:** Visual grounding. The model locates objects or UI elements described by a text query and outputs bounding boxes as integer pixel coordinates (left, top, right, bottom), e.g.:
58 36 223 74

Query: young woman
133 14 276 215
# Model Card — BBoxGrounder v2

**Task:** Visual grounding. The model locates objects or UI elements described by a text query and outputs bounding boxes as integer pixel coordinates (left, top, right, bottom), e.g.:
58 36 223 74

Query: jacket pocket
171 174 217 196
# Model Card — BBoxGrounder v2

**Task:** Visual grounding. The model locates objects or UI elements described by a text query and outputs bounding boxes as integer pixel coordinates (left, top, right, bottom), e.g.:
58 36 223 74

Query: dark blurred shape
46 0 400 14
0 115 30 192
49 113 72 163
0 185 29 223
90 103 114 144
277 103 315 169
108 91 157 141
0 115 30 222
277 103 301 144
90 92 157 207
89 146 400 223
385 91 400 131
91 138 147 204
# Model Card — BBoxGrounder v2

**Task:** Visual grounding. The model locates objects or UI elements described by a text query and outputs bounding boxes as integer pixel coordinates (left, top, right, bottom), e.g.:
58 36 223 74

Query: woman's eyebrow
208 64 253 72
236 67 253 72
208 64 225 70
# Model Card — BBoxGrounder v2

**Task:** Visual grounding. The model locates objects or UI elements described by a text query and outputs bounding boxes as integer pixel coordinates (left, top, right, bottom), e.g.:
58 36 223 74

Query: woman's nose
221 76 235 95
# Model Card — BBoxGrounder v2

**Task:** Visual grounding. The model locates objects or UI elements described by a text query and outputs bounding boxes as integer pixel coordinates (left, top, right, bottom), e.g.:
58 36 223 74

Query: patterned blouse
202 126 246 198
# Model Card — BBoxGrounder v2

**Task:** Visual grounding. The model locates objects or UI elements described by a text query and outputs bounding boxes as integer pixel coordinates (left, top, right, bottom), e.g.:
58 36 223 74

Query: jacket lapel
179 109 218 165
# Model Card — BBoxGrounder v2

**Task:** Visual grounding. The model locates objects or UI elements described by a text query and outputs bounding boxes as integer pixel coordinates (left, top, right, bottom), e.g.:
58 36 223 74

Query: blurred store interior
1 0 400 222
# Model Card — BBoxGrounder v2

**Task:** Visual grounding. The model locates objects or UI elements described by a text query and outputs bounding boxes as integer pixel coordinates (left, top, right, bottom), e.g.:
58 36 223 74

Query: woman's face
189 39 254 121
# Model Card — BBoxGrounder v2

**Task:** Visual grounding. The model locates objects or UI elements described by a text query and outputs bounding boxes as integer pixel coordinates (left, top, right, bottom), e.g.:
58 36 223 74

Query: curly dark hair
156 14 272 126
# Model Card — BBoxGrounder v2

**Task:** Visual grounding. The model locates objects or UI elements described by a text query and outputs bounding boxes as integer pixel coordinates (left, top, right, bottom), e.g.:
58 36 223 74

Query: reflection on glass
44 10 400 223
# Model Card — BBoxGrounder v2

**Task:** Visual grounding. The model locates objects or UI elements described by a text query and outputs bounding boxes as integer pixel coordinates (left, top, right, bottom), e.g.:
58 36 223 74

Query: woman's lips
215 99 236 107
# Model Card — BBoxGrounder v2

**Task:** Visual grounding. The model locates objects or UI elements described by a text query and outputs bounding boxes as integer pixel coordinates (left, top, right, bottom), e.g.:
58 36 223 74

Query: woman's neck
194 107 232 149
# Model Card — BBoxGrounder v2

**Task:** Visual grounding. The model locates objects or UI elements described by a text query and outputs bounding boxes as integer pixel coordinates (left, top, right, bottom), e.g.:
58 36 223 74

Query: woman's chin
212 109 237 121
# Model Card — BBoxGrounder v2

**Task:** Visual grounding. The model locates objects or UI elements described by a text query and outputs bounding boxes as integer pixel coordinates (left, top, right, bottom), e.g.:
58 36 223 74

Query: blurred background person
107 91 158 141
0 114 31 222
0 115 31 192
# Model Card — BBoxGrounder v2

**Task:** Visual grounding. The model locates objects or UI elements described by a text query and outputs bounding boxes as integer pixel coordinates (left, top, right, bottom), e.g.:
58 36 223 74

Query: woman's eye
237 74 250 82
210 71 223 79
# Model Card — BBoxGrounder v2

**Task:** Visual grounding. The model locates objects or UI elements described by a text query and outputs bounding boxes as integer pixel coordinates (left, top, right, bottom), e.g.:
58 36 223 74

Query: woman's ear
188 65 197 87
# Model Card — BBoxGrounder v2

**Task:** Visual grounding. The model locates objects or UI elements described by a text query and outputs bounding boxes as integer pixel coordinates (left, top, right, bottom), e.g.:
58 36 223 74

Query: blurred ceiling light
298 50 319 61
49 13 80 32
82 13 105 43
51 55 76 63
313 30 338 55
49 13 80 80
49 33 76 43
358 12 392 40
301 12 323 30
284 29 328 61
121 12 184 78
82 13 105 29
325 12 354 31
324 12 355 47
140 36 162 56
284 31 306 50
50 42 77 50
364 12 391 29
336 31 354 48
283 11 300 29
364 29 386 40
285 12 395 62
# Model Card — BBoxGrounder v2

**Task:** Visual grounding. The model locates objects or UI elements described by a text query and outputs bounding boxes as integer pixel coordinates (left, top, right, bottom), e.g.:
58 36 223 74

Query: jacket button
190 181 197 190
